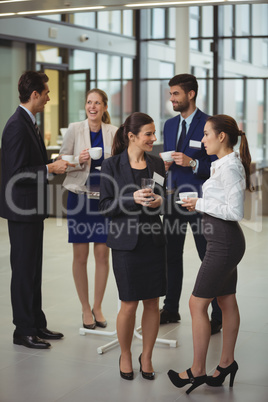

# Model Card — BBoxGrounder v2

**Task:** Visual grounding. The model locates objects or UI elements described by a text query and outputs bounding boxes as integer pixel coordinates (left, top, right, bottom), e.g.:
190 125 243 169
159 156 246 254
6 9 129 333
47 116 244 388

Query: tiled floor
0 215 267 402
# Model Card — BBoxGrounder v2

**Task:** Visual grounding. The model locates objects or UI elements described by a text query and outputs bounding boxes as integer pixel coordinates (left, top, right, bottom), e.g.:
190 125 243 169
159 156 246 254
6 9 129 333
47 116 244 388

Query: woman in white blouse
168 114 252 394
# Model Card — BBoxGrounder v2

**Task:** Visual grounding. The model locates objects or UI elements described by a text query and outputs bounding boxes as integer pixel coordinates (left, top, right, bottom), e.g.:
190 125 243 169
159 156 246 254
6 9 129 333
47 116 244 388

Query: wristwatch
189 159 197 169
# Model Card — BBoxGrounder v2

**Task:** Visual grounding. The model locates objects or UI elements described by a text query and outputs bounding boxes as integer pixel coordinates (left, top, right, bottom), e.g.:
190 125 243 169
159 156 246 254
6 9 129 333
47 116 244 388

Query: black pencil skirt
192 214 246 298
112 231 167 302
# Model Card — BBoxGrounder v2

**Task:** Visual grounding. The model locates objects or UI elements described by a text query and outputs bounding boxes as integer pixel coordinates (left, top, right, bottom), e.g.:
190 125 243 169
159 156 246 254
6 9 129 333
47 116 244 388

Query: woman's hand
181 197 198 212
146 194 163 208
133 189 155 206
79 148 90 164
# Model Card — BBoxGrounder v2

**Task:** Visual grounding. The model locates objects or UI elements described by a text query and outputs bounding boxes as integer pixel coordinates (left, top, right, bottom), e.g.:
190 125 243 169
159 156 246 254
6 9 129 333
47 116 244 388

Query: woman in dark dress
60 89 117 329
99 112 167 380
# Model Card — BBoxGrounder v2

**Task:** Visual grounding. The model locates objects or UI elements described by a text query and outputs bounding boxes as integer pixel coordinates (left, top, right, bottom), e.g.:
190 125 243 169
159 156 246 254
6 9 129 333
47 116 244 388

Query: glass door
61 69 91 127
37 65 90 148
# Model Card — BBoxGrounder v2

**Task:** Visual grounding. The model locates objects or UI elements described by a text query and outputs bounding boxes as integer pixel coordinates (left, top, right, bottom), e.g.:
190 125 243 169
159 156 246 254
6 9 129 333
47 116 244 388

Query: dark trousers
8 220 47 336
163 203 222 322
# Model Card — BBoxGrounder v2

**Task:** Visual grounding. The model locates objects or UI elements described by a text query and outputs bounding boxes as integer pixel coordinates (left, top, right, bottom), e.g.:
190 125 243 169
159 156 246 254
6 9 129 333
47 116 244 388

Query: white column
175 7 190 74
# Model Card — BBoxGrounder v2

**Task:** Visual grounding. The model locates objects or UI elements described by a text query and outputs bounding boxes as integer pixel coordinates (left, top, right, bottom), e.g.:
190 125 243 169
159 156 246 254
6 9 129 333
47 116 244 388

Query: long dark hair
86 88 111 124
207 114 252 191
112 112 154 155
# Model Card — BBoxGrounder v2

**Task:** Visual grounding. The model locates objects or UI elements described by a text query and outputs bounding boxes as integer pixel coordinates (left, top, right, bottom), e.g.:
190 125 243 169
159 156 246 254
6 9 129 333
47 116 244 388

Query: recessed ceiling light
0 0 30 3
0 13 16 16
17 6 106 15
125 0 225 6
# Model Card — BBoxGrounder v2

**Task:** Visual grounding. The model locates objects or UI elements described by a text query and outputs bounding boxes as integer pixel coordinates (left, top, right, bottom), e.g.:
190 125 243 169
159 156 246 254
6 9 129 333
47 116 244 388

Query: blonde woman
60 89 117 329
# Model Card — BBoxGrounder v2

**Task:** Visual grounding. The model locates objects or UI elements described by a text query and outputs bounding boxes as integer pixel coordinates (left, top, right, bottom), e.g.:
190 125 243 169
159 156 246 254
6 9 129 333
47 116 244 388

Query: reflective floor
0 216 267 402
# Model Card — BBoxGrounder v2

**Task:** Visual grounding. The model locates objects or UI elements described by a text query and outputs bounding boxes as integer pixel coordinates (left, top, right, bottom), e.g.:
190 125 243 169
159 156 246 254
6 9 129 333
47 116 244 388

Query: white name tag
189 140 202 149
153 172 165 186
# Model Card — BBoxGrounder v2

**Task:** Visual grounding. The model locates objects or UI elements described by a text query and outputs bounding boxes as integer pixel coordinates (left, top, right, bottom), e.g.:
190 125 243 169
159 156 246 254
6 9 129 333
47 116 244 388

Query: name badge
189 140 202 149
153 172 164 186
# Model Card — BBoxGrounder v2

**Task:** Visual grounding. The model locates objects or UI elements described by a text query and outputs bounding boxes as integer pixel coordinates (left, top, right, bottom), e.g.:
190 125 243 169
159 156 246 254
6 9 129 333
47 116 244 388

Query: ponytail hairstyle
207 114 253 191
85 88 111 124
112 112 154 156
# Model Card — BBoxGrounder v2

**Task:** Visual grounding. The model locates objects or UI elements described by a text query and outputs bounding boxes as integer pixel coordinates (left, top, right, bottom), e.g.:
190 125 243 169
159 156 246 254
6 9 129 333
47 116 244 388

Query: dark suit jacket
163 108 215 196
0 106 49 222
99 149 166 251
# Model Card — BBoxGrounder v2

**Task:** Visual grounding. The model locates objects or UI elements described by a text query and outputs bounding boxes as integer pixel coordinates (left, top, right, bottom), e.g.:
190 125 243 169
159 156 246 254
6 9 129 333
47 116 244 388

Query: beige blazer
60 120 117 194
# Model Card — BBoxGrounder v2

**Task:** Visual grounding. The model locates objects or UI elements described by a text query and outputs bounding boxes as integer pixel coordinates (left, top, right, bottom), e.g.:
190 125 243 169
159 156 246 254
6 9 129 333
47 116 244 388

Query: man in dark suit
160 74 222 335
0 71 70 349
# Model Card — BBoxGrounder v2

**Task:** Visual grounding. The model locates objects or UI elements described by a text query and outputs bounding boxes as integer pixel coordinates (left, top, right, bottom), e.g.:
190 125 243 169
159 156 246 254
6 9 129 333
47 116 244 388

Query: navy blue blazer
0 106 49 222
99 149 166 251
163 108 215 196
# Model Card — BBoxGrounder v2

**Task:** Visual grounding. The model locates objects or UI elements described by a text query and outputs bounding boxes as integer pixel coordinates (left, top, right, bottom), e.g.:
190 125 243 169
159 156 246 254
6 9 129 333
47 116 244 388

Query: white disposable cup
160 150 175 162
179 191 198 200
89 147 102 160
62 155 74 162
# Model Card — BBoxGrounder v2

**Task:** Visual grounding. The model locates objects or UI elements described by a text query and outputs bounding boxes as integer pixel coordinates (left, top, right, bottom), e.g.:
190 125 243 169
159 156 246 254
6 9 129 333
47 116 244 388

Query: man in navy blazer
0 71 69 349
160 74 222 334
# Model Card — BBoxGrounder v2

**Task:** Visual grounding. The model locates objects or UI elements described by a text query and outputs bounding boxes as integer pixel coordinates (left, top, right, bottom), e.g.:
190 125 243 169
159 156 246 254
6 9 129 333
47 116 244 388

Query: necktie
176 119 186 152
34 122 43 144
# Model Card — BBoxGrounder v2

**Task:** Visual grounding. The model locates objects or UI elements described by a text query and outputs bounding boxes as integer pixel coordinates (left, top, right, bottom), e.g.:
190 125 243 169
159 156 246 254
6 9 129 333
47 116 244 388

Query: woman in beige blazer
60 89 117 329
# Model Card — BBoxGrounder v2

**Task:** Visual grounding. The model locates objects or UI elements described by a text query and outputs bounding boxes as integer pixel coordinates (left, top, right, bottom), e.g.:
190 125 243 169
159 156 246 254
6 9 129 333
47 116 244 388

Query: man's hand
47 159 71 174
171 152 191 167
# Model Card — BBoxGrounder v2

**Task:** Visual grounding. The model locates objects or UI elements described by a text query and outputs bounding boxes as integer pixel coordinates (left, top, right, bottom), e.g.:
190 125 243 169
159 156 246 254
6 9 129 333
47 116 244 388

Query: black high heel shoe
206 361 238 387
82 314 96 330
168 368 207 395
119 356 134 380
92 309 107 328
139 354 155 380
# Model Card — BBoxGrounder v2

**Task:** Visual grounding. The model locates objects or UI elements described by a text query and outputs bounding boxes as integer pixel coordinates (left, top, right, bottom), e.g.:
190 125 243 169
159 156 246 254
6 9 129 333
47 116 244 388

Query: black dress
111 167 167 301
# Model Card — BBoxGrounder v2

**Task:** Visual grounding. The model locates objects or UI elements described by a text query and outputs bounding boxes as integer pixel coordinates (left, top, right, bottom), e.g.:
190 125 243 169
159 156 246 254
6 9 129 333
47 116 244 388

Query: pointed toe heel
206 361 238 387
167 368 207 394
119 356 134 381
139 354 155 380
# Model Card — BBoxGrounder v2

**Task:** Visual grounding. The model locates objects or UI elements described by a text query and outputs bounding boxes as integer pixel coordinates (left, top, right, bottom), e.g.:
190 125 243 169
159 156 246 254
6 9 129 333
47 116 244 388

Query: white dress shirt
195 152 245 221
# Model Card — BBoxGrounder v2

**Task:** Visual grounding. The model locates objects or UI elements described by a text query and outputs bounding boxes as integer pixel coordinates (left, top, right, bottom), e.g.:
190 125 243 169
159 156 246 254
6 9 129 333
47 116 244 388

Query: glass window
70 50 96 80
262 40 268 67
122 80 133 122
123 10 134 37
97 54 121 80
36 45 62 64
168 8 176 39
123 57 133 80
151 8 165 39
67 72 87 124
37 14 61 21
99 81 121 127
236 4 251 63
159 62 174 79
73 12 96 28
97 10 121 34
224 5 235 59
190 6 201 51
